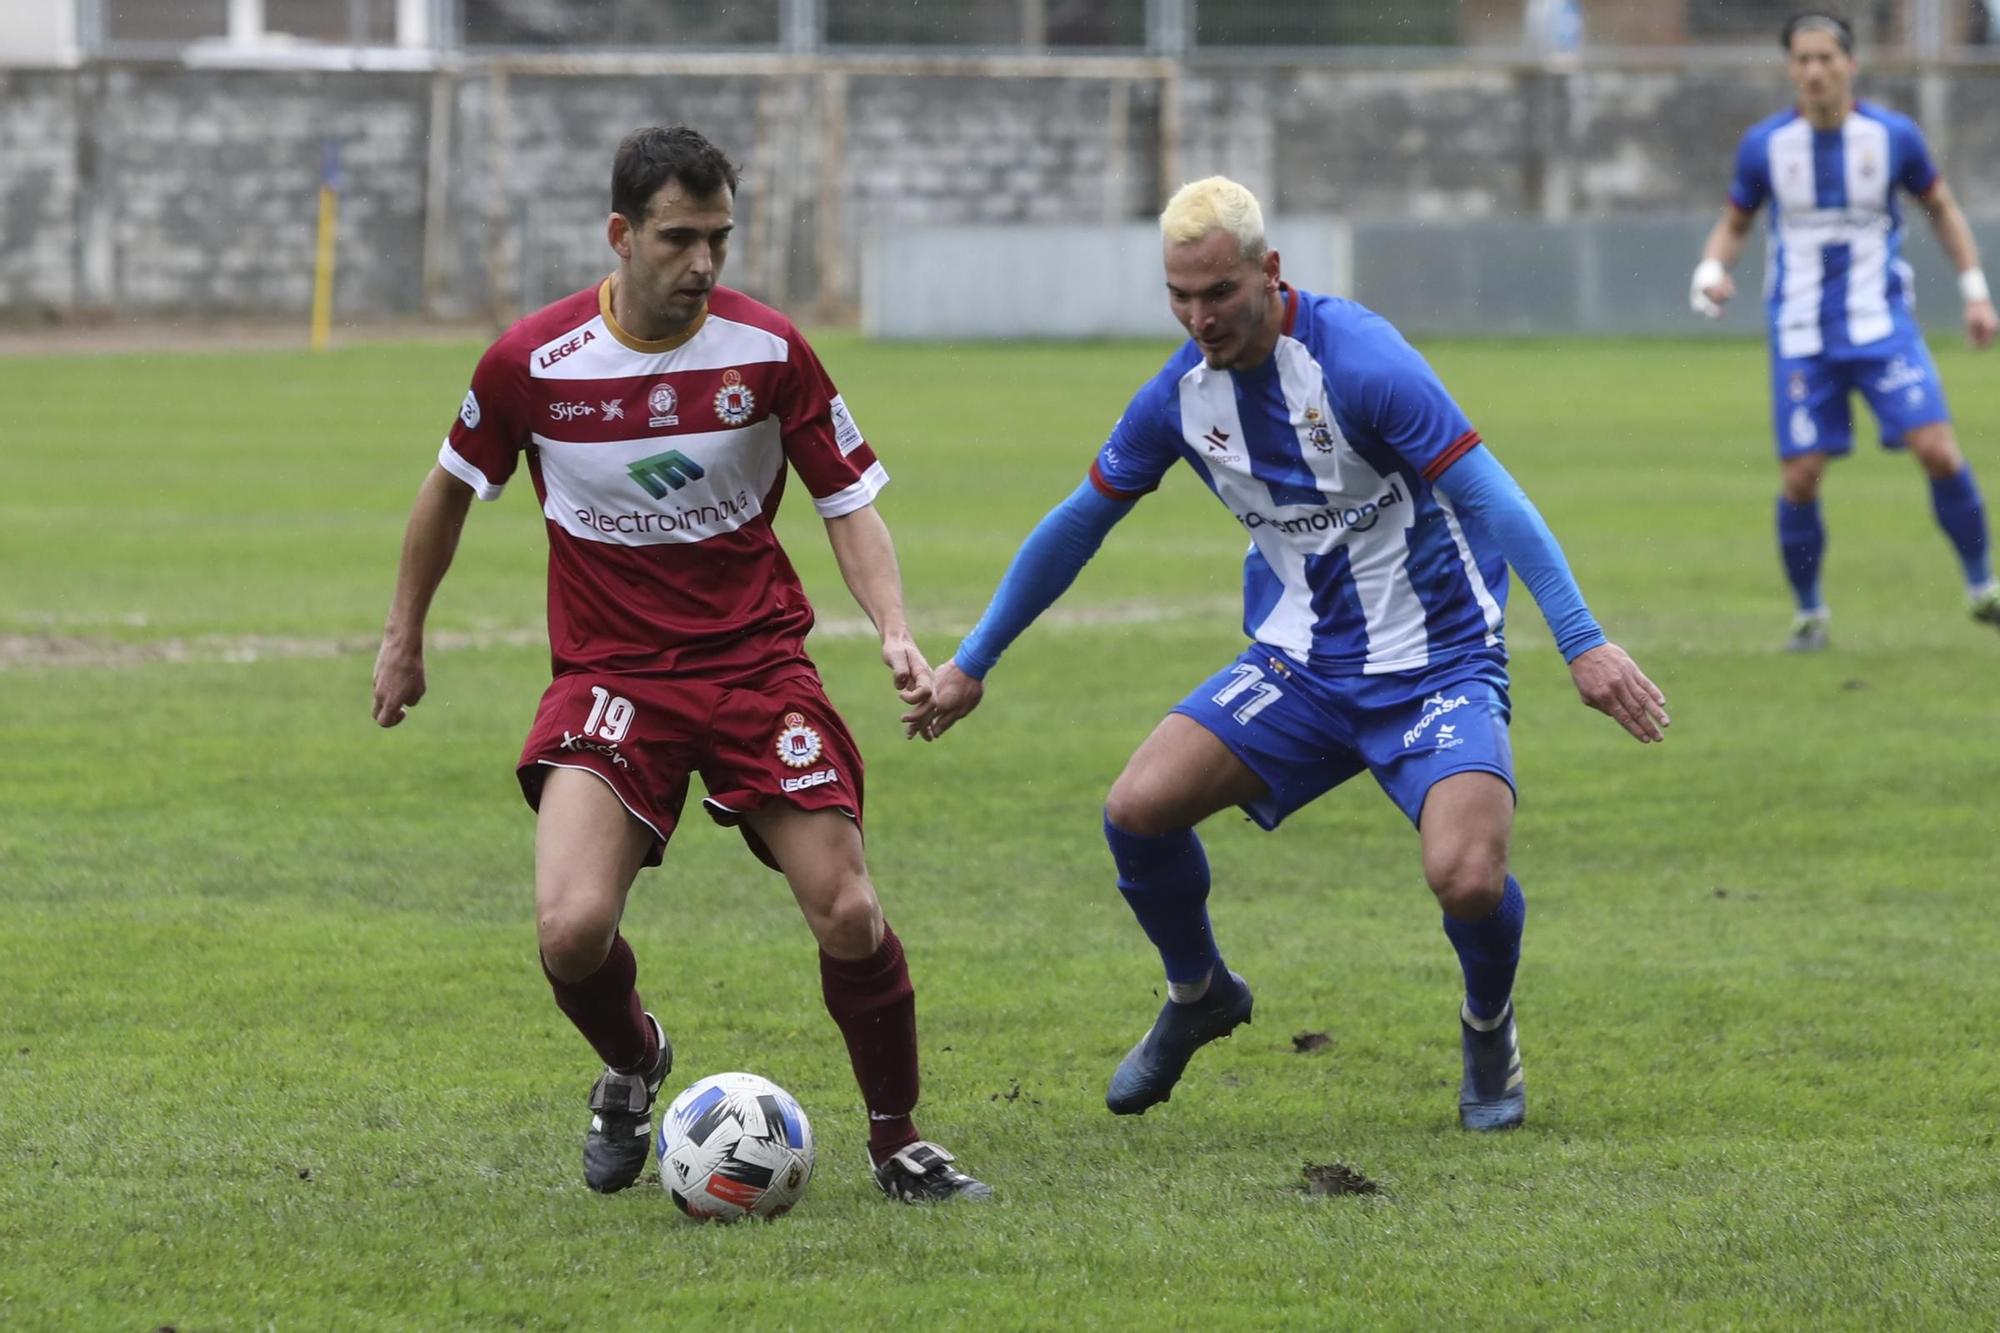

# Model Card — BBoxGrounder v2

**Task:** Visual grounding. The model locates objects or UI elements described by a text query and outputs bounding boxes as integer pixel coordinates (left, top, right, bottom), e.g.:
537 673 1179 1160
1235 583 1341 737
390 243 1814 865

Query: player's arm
1691 204 1755 319
372 465 476 727
1917 179 1997 349
822 503 932 709
1432 448 1669 744
909 480 1135 741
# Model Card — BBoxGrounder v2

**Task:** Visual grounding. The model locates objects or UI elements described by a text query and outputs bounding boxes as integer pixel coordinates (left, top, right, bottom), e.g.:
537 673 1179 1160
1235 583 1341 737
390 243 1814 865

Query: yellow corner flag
310 141 340 351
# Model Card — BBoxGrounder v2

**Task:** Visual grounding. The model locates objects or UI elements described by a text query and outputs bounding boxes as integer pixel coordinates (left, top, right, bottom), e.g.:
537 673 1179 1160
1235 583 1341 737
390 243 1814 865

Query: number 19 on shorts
582 686 635 742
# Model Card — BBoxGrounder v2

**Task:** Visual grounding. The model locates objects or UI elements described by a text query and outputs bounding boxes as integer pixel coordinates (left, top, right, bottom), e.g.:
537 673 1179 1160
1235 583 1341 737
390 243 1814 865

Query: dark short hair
611 126 739 222
1782 11 1855 55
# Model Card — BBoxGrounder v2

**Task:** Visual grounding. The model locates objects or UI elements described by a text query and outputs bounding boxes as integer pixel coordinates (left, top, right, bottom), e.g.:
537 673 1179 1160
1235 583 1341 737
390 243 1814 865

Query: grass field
3 331 1997 1329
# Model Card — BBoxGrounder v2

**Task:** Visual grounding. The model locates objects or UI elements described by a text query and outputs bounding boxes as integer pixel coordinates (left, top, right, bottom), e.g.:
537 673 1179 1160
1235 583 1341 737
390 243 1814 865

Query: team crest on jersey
775 711 823 769
1303 405 1337 453
648 384 679 427
714 368 757 426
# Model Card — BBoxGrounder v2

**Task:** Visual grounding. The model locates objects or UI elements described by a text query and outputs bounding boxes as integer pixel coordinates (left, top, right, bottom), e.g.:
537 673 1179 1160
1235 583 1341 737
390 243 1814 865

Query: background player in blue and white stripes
1691 11 1999 651
904 177 1667 1132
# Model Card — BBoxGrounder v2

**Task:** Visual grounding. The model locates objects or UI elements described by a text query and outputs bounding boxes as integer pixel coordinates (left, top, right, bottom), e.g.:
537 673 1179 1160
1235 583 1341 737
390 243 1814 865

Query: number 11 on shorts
1212 663 1281 725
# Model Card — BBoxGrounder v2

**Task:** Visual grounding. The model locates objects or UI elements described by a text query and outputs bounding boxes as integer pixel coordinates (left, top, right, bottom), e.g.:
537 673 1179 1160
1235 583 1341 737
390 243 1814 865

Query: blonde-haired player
909 177 1666 1131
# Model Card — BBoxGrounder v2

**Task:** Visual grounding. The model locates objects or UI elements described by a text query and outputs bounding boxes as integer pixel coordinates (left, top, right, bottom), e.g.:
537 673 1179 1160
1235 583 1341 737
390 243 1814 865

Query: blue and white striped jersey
1091 287 1507 676
1729 101 1940 359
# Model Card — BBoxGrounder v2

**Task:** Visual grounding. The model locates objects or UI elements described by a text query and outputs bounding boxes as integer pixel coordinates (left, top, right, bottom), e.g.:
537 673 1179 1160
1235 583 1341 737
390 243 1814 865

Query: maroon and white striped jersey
441 281 886 679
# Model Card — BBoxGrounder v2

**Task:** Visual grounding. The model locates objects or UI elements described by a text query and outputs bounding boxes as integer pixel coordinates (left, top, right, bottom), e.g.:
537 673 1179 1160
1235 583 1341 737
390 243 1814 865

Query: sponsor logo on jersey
1237 479 1406 538
780 767 840 792
1434 722 1463 753
775 712 823 768
460 389 481 429
574 488 754 536
537 328 596 370
648 383 680 427
1202 427 1232 450
1403 691 1471 749
830 394 864 456
600 398 626 421
627 449 707 499
1787 371 1808 403
714 368 756 426
549 400 596 422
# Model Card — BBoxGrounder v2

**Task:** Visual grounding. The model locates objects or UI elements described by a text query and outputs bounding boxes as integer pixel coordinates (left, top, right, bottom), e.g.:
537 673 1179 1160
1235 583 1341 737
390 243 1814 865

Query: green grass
2 334 1997 1329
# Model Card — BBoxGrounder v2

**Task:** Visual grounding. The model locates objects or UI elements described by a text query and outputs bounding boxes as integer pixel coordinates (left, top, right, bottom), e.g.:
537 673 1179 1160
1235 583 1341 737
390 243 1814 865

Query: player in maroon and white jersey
371 126 989 1204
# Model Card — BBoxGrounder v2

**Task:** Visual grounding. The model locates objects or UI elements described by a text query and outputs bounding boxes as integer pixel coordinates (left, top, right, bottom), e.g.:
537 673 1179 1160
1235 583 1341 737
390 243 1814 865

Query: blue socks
1930 467 1992 588
1776 496 1826 613
1443 876 1526 1023
1103 814 1220 989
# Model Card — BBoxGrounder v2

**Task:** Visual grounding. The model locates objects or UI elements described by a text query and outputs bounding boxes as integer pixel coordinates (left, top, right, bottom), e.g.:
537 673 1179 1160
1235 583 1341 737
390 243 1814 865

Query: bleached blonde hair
1159 176 1267 259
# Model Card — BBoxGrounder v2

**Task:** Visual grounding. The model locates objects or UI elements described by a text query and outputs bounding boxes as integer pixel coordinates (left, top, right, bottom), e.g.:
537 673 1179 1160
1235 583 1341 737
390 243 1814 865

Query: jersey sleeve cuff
1088 458 1155 501
1421 430 1483 483
813 460 889 518
438 441 505 501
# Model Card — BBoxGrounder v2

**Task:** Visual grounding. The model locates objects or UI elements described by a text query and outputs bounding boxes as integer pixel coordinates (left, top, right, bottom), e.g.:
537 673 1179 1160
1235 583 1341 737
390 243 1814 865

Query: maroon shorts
516 667 864 871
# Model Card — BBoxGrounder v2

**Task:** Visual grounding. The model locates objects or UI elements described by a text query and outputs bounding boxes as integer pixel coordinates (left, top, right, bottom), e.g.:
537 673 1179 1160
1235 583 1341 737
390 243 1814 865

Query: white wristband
1961 269 1992 304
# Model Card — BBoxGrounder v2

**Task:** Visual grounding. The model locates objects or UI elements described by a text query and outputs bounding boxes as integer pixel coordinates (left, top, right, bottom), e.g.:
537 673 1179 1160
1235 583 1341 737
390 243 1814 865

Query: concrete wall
3 56 1998 324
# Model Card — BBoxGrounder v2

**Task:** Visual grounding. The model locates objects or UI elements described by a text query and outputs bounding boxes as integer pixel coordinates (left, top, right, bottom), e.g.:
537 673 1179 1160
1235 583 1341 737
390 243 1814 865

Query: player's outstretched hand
1966 298 1997 350
881 631 934 709
1568 643 1669 743
904 659 984 742
371 638 426 728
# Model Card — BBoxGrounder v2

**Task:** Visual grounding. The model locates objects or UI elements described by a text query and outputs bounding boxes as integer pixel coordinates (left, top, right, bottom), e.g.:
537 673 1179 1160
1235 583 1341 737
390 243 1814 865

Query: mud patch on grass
1302 1162 1380 1196
1291 1031 1333 1053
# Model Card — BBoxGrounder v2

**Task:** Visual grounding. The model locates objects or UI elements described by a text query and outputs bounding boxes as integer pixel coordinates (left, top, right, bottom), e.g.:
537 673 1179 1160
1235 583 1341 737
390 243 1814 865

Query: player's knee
806 876 883 958
1427 859 1506 921
1104 781 1175 839
537 904 616 979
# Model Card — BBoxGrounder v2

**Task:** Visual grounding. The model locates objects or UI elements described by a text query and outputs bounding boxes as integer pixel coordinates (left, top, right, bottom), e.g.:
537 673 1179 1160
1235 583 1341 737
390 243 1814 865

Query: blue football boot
1458 1000 1526 1131
1105 966 1254 1115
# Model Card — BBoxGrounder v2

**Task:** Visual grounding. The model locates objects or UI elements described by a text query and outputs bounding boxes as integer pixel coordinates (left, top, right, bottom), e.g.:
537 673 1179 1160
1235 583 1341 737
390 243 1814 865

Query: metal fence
52 0 2000 61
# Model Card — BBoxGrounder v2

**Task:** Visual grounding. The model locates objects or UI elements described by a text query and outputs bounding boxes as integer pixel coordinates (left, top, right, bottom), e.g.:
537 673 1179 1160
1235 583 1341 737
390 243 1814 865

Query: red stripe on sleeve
1281 284 1299 336
1089 459 1154 501
1422 430 1483 482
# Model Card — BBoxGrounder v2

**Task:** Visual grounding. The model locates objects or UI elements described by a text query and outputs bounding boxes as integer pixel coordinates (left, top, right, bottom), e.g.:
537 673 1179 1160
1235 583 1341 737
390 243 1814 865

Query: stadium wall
2 57 1997 328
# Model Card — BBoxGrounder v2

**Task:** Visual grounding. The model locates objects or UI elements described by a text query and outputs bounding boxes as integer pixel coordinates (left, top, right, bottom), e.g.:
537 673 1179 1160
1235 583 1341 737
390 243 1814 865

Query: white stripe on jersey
529 312 790 381
1178 338 1429 673
1768 119 1823 358
533 418 784 546
1434 493 1505 648
813 461 890 518
1270 337 1428 673
1841 115 1895 347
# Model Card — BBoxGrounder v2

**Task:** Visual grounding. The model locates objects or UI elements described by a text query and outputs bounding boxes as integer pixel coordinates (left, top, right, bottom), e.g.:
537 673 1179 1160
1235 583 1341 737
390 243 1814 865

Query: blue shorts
1171 645 1515 831
1770 333 1951 459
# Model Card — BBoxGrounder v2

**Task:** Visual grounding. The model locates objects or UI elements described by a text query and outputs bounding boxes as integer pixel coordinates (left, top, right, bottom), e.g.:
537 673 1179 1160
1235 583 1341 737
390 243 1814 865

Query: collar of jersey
598 278 708 353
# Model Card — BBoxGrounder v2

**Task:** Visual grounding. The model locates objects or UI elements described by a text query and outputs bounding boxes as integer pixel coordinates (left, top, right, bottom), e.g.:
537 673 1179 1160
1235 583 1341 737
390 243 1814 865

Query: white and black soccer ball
656 1072 815 1221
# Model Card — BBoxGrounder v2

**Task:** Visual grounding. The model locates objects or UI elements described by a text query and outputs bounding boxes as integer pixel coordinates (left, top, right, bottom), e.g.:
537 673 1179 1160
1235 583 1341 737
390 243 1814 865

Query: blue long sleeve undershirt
952 448 1605 680
1430 446 1605 663
954 481 1129 679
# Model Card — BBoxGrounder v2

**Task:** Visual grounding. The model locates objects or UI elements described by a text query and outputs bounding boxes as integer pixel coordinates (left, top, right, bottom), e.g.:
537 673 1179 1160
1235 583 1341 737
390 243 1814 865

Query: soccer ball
656 1072 815 1221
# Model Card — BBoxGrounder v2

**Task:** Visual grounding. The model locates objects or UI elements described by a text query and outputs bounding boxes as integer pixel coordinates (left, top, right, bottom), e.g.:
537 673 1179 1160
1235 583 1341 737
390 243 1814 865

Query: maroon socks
820 923 922 1162
543 932 658 1073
